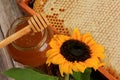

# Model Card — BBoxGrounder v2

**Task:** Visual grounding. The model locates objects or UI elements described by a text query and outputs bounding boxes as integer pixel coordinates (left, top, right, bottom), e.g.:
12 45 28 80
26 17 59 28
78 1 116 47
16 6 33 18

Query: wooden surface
0 0 23 79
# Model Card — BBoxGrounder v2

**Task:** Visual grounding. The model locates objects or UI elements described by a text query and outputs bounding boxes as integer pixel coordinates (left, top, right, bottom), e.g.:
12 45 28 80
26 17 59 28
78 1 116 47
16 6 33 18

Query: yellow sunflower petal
81 33 93 44
71 28 82 40
72 61 86 73
68 62 73 74
46 50 59 63
59 61 69 76
88 39 96 46
46 49 59 57
49 35 70 49
46 61 51 66
85 57 100 70
46 49 58 65
98 62 105 67
47 54 65 64
49 38 61 49
92 52 105 60
91 44 105 59
59 64 64 77
59 61 72 77
63 61 73 74
91 44 104 52
58 35 70 43
46 50 58 65
72 63 79 72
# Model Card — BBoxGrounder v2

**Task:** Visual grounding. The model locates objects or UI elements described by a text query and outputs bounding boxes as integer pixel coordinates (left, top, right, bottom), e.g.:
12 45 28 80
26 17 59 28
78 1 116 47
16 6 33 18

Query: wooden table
0 0 23 79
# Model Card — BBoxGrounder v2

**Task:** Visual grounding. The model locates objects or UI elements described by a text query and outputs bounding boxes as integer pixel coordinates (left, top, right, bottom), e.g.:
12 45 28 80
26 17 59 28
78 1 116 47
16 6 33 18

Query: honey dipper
0 13 49 48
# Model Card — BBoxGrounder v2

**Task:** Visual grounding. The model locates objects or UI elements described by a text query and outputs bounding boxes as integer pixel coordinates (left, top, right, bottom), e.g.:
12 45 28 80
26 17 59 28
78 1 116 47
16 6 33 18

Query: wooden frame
16 0 117 80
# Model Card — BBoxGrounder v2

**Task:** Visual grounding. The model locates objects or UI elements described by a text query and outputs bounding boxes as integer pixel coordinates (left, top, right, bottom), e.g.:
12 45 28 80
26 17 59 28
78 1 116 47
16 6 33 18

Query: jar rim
8 17 48 51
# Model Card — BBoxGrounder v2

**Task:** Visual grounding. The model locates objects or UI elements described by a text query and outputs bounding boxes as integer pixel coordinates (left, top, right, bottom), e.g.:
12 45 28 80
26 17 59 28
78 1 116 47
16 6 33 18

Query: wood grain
0 0 23 80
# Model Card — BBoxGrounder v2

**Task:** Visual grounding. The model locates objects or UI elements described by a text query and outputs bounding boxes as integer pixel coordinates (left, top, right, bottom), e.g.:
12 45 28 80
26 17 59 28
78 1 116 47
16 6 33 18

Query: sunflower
46 28 105 76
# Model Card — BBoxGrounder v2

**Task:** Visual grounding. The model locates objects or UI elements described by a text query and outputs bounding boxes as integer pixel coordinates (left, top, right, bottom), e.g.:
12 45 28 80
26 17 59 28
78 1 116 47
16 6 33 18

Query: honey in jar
6 17 53 67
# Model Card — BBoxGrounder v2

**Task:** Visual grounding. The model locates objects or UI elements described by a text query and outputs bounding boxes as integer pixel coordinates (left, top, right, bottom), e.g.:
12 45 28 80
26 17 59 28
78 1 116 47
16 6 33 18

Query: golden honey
6 17 53 67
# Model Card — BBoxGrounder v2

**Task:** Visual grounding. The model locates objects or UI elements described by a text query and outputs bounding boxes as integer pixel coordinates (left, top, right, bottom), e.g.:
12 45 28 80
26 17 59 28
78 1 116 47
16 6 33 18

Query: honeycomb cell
51 8 54 11
59 8 65 12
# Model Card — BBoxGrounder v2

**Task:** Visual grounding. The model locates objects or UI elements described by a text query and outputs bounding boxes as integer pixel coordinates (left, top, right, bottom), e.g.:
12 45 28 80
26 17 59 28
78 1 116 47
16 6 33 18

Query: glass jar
6 17 53 67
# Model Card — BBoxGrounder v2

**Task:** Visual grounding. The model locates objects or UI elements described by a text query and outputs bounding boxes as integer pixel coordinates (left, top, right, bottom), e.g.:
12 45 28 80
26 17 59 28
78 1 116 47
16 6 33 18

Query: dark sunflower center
60 39 91 62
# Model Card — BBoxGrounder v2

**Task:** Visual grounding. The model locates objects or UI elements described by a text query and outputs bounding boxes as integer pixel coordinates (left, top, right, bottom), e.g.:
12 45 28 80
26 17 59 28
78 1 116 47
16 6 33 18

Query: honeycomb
33 0 69 35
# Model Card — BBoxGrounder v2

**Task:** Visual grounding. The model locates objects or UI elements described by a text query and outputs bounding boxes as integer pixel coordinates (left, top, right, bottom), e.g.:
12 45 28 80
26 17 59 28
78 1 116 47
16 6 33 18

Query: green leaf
71 68 92 80
3 68 58 80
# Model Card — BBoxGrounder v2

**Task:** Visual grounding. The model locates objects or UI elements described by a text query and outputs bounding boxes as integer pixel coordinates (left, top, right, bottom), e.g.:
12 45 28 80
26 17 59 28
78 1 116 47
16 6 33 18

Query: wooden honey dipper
0 13 50 48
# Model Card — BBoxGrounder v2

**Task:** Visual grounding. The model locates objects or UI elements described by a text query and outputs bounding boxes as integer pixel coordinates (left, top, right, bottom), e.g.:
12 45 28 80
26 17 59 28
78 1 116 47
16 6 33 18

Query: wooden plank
0 26 14 80
0 0 23 79
0 0 23 36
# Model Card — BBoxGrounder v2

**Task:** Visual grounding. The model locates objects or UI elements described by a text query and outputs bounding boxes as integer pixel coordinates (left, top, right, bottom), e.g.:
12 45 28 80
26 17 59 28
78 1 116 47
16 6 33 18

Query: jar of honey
6 17 53 67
